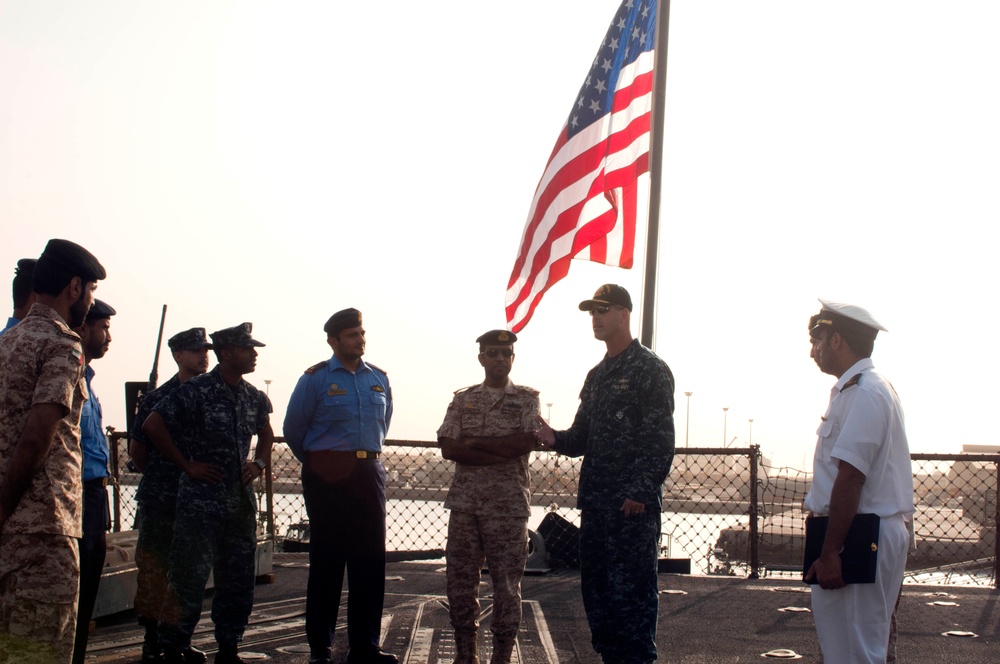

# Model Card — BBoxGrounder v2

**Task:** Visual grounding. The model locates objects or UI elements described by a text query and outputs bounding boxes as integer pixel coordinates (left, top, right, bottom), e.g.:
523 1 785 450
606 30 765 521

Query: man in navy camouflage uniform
129 327 214 663
438 330 540 664
536 285 675 664
142 323 274 664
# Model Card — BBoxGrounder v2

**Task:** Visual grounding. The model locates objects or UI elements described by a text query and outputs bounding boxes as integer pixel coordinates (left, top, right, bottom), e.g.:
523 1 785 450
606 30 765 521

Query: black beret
324 308 363 336
36 239 106 282
476 329 517 346
14 258 36 279
578 283 633 312
168 327 213 352
211 322 265 348
85 299 116 322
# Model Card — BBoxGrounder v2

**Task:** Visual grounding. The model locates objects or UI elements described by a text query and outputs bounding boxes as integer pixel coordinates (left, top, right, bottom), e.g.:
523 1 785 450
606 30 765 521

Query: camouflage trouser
446 511 528 638
580 508 660 664
134 504 176 627
0 533 80 663
158 504 257 650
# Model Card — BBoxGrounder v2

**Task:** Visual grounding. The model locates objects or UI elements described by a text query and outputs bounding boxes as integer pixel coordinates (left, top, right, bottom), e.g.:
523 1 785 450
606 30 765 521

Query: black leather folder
802 513 880 584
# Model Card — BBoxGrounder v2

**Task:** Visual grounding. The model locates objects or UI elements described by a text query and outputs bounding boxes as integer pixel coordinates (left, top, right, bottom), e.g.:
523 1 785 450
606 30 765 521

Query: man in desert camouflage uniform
437 330 540 664
142 323 273 664
0 239 105 663
129 327 213 664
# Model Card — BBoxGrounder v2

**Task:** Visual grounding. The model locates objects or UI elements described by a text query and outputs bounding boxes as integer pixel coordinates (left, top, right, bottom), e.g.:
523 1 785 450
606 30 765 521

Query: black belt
308 449 381 460
85 477 110 487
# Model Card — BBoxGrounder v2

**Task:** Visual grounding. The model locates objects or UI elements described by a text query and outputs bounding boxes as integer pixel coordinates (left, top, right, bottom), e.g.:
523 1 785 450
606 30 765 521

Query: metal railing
107 433 1000 587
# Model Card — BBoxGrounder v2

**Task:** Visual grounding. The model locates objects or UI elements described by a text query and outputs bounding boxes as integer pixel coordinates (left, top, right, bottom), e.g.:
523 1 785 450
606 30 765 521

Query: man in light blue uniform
284 308 397 664
1 258 36 335
73 298 116 664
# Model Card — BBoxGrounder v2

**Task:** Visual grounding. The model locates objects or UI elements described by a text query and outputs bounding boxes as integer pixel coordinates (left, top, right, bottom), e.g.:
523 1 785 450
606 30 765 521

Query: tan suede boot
490 634 516 664
454 629 480 664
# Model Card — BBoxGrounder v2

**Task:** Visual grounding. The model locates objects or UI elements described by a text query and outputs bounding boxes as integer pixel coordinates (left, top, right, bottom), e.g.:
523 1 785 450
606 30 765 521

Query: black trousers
302 454 387 656
73 479 110 664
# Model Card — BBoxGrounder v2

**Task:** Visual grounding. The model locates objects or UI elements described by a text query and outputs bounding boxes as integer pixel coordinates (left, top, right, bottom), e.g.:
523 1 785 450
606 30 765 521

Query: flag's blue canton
568 0 657 139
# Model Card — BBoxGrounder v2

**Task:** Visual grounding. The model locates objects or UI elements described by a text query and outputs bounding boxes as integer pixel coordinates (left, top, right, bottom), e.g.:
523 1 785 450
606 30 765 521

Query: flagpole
639 0 671 350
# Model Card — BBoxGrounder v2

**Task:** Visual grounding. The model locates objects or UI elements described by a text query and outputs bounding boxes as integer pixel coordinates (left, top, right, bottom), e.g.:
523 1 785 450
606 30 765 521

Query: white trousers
811 514 908 664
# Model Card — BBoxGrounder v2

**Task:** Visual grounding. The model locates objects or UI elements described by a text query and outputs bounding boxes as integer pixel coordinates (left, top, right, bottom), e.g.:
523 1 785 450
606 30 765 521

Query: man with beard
129 328 214 664
803 301 913 663
535 285 675 664
142 323 274 664
72 299 116 664
283 308 396 664
1 258 36 335
0 239 105 662
437 330 539 664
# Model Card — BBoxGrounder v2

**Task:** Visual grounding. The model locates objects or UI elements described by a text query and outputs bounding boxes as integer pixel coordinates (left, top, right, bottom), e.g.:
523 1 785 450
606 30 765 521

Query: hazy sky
2 1 998 468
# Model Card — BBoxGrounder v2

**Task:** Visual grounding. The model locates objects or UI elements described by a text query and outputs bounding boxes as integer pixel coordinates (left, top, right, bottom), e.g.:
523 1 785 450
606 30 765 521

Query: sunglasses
482 348 514 358
589 305 612 316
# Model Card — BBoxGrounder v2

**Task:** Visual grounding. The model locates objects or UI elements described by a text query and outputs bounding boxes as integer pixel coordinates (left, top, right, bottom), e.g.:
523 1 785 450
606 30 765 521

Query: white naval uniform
804 358 914 664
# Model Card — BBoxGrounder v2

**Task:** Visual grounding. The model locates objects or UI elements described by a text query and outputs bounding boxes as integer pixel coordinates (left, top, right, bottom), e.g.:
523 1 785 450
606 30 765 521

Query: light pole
722 407 729 447
683 392 693 447
748 418 754 445
546 403 553 424
264 379 272 397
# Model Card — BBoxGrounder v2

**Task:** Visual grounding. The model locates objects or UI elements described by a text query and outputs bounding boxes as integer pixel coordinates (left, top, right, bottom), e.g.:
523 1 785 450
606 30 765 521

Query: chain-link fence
108 433 1000 587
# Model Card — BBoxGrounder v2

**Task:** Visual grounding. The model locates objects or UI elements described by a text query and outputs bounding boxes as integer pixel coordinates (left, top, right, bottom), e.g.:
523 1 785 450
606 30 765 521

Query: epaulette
303 360 327 375
515 385 540 396
367 362 388 375
840 373 862 392
453 384 478 395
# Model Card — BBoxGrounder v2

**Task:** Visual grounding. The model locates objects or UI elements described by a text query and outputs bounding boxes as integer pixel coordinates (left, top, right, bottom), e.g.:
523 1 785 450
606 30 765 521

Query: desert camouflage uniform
552 339 675 664
0 303 88 663
130 374 184 632
152 367 271 651
437 381 540 640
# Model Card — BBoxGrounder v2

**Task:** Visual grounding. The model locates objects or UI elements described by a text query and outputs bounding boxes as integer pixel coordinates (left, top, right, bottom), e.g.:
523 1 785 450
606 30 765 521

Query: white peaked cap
817 299 888 332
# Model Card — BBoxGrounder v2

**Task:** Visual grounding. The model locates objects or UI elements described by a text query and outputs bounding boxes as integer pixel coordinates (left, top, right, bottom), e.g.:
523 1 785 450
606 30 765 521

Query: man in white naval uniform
803 300 913 663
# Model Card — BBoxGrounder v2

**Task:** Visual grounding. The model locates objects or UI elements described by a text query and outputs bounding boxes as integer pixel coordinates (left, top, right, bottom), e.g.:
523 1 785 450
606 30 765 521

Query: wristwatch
253 458 266 471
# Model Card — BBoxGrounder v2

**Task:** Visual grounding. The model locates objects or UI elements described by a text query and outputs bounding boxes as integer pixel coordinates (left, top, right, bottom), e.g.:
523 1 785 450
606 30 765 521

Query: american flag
505 0 657 332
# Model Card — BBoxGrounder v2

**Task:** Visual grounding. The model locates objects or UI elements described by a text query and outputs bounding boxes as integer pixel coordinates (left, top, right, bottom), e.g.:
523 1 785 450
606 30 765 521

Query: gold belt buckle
356 450 367 459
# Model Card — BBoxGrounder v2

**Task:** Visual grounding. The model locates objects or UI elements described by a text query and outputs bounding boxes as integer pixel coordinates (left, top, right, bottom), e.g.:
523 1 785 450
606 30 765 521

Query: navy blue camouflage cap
85 299 116 322
324 308 362 336
578 284 632 312
168 327 213 352
210 322 265 348
36 238 106 283
476 329 517 346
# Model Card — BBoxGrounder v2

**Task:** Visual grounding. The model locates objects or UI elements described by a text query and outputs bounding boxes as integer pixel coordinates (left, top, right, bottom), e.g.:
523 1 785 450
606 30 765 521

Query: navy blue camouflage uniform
153 367 272 651
130 374 184 632
552 339 675 664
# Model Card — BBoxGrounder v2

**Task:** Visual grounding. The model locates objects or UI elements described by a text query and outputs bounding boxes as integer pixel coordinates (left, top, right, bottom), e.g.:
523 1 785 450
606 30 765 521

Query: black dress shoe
346 648 399 664
213 645 246 664
181 646 208 664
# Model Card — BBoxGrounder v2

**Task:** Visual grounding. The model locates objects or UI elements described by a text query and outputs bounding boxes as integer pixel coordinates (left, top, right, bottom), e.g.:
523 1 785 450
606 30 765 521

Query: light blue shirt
80 365 110 480
0 316 19 335
283 355 392 462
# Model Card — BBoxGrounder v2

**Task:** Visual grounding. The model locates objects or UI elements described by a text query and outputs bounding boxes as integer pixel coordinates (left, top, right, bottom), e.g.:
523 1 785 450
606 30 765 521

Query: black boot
213 644 245 664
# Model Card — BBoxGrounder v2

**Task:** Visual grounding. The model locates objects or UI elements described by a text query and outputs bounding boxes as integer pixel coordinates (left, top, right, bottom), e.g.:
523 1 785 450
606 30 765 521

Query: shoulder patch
366 362 388 375
303 360 327 375
840 373 863 392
